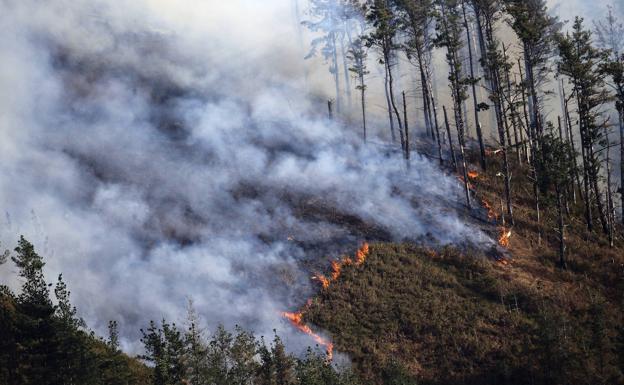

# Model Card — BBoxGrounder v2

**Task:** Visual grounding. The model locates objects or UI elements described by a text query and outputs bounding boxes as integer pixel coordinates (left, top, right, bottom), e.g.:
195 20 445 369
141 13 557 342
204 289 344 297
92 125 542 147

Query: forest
1 0 624 384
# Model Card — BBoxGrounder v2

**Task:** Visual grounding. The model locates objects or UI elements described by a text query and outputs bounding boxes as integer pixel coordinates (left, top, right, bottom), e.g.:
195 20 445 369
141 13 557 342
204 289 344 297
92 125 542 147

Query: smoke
547 0 622 24
0 0 493 353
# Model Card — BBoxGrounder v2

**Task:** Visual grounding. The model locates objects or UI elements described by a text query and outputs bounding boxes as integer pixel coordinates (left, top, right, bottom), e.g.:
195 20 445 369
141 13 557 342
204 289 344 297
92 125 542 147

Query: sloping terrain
298 152 624 385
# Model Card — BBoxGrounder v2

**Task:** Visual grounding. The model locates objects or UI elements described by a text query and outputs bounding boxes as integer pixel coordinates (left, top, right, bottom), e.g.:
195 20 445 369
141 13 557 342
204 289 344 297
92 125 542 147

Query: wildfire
282 311 334 360
312 275 330 289
498 228 512 247
282 242 370 361
355 242 369 265
467 171 479 180
482 199 498 220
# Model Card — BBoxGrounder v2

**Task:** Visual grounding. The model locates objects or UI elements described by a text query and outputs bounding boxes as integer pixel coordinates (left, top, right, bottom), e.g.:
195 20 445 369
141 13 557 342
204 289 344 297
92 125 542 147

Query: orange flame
355 242 370 265
468 171 479 180
482 199 498 221
282 311 334 360
498 228 512 247
282 243 370 361
312 275 330 289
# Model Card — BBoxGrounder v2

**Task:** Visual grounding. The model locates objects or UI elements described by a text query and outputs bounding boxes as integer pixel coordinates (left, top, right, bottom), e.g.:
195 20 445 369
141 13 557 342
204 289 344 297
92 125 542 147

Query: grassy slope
303 152 624 385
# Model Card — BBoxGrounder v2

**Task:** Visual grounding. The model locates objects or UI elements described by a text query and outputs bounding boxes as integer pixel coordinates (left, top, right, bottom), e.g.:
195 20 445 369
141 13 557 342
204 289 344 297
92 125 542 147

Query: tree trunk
462 2 486 171
403 91 411 165
330 31 341 115
518 60 532 163
605 126 614 246
430 88 444 165
383 65 396 143
619 107 624 225
556 186 567 269
443 105 458 171
386 53 405 154
360 77 367 143
562 82 583 203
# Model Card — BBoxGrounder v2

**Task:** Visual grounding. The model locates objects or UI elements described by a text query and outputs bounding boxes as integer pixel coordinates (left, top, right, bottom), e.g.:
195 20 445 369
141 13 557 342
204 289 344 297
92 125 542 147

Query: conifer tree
366 0 405 149
595 6 624 225
434 0 472 208
12 236 57 385
557 17 612 234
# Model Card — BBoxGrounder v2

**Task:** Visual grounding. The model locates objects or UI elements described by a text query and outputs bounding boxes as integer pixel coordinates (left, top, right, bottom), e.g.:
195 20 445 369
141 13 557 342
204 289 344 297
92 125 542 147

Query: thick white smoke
0 0 493 353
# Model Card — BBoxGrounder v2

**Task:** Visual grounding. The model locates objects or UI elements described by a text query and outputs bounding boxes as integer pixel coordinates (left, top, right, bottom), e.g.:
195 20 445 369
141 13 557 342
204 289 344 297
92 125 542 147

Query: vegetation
302 151 624 384
0 237 151 385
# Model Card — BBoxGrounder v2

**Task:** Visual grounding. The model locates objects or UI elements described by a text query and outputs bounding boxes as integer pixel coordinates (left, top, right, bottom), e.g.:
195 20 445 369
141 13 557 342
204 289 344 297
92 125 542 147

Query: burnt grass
301 147 624 385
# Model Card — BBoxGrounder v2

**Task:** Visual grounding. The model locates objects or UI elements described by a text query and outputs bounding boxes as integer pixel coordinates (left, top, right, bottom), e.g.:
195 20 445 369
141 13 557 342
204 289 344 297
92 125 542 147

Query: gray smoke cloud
0 0 494 354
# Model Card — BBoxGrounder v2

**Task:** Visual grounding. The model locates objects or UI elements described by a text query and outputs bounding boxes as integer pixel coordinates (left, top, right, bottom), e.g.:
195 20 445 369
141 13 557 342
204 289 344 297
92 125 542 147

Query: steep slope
297 153 624 385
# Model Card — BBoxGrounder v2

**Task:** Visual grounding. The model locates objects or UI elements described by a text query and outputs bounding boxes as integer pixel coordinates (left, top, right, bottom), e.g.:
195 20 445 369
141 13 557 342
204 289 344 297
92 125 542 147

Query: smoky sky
0 0 497 354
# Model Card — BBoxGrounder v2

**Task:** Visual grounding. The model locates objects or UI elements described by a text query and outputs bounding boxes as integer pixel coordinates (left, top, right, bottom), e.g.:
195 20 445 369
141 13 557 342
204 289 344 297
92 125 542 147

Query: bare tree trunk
456 115 472 209
605 126 614 246
330 31 341 115
328 100 334 120
403 91 411 165
561 81 582 203
556 186 567 269
443 105 458 171
462 2 486 171
502 44 521 164
384 65 396 143
340 27 353 112
386 55 405 154
518 61 532 163
430 90 444 165
620 107 624 225
360 77 367 143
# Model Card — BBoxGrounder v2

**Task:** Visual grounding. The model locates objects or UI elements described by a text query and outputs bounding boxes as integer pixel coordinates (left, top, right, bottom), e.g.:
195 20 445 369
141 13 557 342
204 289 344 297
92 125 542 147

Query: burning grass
282 242 371 360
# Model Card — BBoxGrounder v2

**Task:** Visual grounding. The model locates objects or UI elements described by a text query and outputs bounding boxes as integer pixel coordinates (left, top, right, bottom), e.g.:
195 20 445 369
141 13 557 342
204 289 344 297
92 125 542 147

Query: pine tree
348 36 370 142
434 0 472 208
366 0 404 148
557 17 612 234
12 236 57 385
535 128 578 269
595 6 624 225
141 320 185 385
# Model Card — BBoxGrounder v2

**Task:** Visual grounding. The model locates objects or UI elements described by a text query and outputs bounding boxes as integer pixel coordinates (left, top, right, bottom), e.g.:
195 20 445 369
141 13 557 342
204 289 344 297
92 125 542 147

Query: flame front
467 171 479 179
499 228 512 247
482 199 498 220
282 311 334 360
312 275 330 289
282 242 370 361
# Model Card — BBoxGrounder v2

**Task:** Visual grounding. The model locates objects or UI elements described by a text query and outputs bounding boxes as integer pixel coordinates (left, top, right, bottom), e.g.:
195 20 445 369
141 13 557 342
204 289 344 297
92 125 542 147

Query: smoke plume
0 0 493 353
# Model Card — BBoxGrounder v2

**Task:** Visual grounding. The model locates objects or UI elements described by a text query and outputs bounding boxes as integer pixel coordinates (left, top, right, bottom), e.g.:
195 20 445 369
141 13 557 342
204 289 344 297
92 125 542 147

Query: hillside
298 151 624 385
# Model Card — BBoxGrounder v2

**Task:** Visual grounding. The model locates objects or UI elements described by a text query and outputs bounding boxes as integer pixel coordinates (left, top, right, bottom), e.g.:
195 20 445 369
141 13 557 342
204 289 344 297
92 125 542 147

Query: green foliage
0 237 151 385
535 129 577 196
